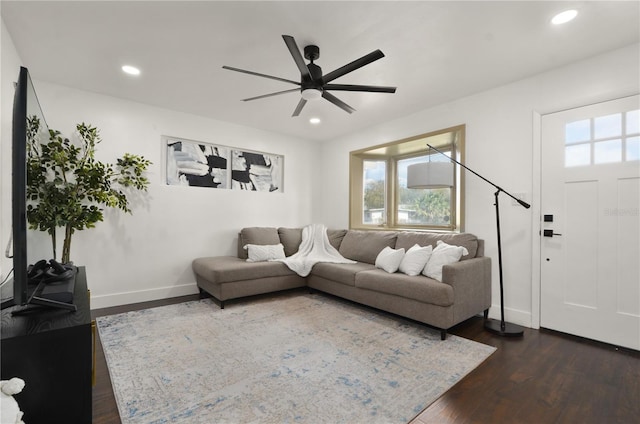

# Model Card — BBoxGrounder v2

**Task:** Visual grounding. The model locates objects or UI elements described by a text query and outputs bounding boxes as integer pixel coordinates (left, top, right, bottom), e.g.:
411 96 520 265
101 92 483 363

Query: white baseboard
90 283 199 310
487 304 531 328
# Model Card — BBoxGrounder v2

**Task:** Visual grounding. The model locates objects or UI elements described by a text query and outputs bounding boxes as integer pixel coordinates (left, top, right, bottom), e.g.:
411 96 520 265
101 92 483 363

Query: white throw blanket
274 224 356 277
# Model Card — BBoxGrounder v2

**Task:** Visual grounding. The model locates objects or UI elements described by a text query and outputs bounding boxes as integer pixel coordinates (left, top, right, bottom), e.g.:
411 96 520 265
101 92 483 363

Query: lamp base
484 319 524 337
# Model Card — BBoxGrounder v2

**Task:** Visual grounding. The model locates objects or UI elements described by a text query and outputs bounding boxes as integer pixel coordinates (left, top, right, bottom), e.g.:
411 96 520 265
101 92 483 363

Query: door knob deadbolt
543 229 562 237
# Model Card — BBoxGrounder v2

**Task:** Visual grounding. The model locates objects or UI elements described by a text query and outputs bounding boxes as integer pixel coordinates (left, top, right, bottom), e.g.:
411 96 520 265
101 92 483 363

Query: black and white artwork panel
231 150 283 192
166 139 229 188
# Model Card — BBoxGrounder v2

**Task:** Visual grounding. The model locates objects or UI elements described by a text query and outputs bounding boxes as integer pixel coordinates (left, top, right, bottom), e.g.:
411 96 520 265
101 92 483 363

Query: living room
1 1 639 423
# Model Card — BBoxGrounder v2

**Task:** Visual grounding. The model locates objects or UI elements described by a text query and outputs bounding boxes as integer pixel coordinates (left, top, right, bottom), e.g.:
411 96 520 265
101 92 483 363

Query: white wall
32 82 319 308
2 17 320 310
0 40 320 308
318 43 640 327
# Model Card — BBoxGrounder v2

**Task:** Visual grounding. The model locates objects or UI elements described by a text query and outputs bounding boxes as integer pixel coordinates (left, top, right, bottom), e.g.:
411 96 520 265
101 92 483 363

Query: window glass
627 110 640 134
397 155 452 226
627 136 640 161
565 144 590 167
594 113 622 139
594 139 622 164
363 160 386 225
563 108 640 167
565 119 590 144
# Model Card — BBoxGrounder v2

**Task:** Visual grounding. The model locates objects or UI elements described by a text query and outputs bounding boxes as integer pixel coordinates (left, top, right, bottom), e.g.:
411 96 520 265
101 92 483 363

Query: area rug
97 293 495 423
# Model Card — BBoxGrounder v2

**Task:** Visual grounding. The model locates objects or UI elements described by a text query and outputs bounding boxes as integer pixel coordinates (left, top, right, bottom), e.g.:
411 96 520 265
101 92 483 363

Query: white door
540 95 640 350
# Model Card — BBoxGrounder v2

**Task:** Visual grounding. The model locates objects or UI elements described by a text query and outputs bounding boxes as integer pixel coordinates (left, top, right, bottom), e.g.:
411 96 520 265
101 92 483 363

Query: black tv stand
1 266 92 423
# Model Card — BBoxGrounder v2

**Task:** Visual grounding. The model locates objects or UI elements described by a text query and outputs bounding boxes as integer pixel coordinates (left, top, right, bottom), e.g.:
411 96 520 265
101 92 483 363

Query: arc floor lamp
407 144 530 336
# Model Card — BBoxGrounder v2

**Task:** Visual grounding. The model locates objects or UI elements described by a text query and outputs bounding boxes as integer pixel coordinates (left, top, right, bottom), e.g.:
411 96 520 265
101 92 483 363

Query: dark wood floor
91 291 640 424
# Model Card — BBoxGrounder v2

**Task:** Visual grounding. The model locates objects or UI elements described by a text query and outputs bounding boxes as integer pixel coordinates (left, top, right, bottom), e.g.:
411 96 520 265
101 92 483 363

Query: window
350 125 465 231
397 155 452 226
565 109 640 167
363 160 386 225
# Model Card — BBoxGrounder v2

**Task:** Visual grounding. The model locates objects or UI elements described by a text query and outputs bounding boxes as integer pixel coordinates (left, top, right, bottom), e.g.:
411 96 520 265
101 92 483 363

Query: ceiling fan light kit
301 88 322 101
223 35 396 117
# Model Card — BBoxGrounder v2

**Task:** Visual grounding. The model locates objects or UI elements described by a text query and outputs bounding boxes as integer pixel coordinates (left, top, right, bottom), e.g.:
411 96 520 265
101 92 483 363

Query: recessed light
551 9 578 25
122 65 141 76
309 117 321 125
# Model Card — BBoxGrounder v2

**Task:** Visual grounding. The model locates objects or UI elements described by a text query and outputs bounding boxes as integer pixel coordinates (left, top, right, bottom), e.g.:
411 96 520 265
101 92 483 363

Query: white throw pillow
423 240 469 282
374 246 405 273
244 243 286 262
398 244 433 276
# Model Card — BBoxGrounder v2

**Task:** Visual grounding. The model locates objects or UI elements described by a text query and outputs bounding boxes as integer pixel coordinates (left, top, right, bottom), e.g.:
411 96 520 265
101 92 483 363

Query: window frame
350 125 465 232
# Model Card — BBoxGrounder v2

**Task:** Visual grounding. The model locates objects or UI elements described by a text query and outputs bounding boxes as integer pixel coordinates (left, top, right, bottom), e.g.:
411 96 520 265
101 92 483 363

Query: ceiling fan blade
292 98 307 117
222 66 300 86
322 50 385 84
323 84 396 93
282 35 311 79
242 88 300 102
322 91 355 114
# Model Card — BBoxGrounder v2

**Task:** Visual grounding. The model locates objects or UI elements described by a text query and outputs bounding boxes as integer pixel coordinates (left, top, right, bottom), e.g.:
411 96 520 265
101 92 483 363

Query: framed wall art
165 137 230 188
231 150 283 192
163 136 284 193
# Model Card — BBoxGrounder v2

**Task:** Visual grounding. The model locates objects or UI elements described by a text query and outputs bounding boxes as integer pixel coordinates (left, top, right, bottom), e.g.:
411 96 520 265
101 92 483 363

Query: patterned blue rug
97 293 495 423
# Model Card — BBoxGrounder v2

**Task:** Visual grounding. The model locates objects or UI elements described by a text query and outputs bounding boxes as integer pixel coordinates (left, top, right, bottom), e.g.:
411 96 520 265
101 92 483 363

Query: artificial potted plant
26 118 151 263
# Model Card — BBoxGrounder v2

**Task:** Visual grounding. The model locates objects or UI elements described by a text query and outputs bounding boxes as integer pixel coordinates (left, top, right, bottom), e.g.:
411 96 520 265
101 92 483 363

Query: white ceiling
2 1 639 142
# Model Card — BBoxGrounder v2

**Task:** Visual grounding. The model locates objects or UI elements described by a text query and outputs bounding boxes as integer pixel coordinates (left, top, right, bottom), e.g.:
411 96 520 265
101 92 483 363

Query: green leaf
25 121 151 262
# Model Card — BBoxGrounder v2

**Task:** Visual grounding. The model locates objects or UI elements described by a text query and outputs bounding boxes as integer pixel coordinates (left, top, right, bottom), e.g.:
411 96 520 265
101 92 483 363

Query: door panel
564 180 598 308
616 177 639 317
540 95 639 350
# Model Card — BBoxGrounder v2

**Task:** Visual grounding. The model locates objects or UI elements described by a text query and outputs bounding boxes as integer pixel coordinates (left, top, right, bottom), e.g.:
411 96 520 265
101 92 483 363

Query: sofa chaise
192 227 491 339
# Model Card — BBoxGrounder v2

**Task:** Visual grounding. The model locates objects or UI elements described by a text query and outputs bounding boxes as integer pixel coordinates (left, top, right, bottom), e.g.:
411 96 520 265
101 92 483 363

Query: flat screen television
1 67 78 312
1 67 31 309
2 67 77 311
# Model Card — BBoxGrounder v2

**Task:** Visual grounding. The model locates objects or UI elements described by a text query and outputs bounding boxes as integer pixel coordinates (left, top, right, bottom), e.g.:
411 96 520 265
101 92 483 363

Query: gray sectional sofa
192 227 491 339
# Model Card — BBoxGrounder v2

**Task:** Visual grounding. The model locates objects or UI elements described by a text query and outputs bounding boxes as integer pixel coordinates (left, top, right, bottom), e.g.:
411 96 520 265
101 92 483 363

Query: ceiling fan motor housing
302 45 323 92
304 45 320 61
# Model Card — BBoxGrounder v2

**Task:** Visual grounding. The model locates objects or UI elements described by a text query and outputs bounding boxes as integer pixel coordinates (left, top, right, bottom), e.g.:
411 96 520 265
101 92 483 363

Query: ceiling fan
222 35 396 117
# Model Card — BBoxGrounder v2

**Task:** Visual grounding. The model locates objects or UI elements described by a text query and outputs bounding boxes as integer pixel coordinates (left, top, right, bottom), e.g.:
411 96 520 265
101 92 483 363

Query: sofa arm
441 257 492 322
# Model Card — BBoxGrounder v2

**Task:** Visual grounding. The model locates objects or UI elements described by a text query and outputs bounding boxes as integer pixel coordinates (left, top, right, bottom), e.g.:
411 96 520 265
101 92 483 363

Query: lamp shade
407 162 454 188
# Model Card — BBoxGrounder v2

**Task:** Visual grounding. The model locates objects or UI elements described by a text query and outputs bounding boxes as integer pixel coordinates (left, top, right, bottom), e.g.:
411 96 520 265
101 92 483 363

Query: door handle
543 229 562 237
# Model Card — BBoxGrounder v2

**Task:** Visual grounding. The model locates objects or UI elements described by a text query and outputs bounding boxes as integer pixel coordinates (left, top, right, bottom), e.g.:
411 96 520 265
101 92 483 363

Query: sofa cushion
238 227 281 259
193 256 296 284
310 262 376 286
278 227 303 256
339 230 397 264
395 232 478 260
277 228 348 256
327 229 348 251
355 269 454 306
